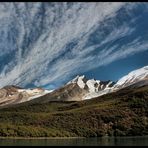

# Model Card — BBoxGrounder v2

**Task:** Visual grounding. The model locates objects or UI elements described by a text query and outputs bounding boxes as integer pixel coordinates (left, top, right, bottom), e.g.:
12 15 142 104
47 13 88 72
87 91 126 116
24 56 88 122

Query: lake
0 136 148 146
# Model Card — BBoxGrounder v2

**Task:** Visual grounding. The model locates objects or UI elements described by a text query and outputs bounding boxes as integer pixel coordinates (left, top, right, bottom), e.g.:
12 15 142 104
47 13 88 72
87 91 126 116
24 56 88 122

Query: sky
0 2 148 90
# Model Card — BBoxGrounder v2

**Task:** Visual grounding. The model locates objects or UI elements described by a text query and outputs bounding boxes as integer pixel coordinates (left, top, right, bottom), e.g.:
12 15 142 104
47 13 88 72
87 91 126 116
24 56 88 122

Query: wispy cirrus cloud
0 2 148 89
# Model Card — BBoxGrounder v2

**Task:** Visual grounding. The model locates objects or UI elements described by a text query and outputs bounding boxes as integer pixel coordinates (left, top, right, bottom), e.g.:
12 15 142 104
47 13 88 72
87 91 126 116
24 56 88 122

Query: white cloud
0 2 147 88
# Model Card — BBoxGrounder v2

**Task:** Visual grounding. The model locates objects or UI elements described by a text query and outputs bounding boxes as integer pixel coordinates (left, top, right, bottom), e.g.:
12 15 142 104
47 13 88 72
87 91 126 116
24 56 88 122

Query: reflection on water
0 136 148 146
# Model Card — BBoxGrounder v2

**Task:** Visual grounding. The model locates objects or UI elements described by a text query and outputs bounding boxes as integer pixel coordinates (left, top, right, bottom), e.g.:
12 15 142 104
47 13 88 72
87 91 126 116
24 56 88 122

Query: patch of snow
67 75 79 84
17 88 54 102
100 85 104 89
104 81 113 89
17 89 26 92
27 89 53 101
115 66 148 87
44 89 53 93
96 80 101 84
77 75 86 89
83 88 112 100
86 79 98 93
18 88 44 95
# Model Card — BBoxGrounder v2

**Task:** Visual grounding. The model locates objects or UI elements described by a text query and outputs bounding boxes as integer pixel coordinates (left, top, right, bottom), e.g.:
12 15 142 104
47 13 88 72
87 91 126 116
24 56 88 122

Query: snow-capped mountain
0 65 148 107
65 66 148 100
0 85 52 107
25 77 115 103
67 75 115 100
114 66 148 89
67 75 115 91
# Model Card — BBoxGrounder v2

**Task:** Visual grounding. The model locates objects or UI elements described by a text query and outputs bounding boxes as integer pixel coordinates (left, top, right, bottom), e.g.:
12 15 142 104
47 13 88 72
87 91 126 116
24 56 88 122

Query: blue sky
83 50 148 82
0 2 148 90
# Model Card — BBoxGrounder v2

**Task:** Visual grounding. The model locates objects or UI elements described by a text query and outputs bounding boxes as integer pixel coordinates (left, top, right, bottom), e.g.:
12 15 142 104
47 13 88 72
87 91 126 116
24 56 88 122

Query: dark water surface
0 136 148 146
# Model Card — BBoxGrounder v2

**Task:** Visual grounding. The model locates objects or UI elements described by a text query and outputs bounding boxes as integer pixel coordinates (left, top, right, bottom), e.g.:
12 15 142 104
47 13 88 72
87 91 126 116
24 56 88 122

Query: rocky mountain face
0 86 51 107
28 83 88 104
28 77 115 104
67 75 115 100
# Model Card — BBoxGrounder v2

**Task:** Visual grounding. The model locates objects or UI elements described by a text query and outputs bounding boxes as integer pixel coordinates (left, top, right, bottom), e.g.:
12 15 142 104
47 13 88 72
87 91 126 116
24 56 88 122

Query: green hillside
0 85 148 137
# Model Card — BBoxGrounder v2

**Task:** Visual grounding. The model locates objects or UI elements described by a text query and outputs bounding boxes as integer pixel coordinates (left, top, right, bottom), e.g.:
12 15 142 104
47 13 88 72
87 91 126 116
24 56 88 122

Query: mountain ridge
0 65 148 107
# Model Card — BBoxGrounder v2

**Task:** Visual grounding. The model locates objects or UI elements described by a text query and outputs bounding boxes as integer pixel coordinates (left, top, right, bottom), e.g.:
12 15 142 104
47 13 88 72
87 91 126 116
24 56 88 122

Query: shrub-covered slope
0 85 148 137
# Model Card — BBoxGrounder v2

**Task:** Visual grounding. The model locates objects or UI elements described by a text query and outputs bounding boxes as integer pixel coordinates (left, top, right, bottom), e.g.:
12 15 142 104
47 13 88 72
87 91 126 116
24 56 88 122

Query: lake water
0 136 148 146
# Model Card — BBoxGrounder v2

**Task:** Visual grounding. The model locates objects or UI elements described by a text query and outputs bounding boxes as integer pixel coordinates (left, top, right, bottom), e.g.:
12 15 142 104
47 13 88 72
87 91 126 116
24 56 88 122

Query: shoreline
0 137 86 140
1 135 148 140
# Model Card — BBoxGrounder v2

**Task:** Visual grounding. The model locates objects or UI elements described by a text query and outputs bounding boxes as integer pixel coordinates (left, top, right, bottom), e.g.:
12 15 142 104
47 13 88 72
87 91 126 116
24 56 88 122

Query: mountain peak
66 74 115 100
115 65 148 88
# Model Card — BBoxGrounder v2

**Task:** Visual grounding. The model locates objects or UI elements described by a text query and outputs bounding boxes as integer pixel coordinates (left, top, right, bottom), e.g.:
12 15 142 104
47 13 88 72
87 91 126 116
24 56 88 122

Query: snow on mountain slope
65 66 148 100
114 66 148 89
27 89 53 101
67 75 115 100
77 75 86 89
86 79 99 92
67 75 87 89
18 88 53 102
83 88 113 100
0 86 53 107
